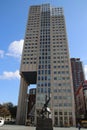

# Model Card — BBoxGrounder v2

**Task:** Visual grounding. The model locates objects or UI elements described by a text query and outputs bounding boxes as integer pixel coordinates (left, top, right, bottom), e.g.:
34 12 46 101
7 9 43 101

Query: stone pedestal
36 118 53 130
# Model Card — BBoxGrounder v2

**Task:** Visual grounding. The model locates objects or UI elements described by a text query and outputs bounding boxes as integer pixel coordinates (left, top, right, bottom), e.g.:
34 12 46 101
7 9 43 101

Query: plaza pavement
0 125 86 130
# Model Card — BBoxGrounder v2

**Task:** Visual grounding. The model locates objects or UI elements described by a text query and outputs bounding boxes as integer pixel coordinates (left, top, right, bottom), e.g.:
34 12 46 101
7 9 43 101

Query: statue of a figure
40 94 51 119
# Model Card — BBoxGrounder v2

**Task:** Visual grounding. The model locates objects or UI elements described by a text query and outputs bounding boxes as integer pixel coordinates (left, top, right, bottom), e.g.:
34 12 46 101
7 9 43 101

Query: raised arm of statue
40 94 51 119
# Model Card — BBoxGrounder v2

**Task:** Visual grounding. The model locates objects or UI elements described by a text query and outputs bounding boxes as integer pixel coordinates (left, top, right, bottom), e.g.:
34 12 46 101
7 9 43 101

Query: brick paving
0 125 86 130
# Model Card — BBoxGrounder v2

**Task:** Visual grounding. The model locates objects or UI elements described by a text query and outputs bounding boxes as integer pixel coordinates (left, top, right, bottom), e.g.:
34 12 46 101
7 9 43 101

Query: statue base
36 118 53 130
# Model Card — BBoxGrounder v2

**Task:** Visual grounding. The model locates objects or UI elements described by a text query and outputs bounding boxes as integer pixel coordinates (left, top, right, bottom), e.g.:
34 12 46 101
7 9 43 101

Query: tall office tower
16 4 76 126
71 58 85 91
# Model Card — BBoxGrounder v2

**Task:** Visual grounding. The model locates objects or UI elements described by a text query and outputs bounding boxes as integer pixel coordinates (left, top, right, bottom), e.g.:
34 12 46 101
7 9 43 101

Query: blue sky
0 0 87 105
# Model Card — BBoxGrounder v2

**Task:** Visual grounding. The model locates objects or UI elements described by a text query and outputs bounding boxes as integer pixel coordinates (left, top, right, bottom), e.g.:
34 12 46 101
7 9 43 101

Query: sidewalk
0 125 86 130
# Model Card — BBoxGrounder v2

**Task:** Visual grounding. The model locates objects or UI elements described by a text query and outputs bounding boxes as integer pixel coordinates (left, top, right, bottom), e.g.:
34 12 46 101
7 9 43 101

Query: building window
54 111 58 115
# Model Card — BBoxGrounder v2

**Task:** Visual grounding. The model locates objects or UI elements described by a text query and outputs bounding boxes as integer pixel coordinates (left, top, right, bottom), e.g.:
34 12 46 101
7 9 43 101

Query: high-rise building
75 80 87 120
71 58 85 91
16 4 76 126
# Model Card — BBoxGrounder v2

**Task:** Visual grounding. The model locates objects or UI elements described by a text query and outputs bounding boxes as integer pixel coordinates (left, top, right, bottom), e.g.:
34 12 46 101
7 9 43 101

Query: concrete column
16 76 28 125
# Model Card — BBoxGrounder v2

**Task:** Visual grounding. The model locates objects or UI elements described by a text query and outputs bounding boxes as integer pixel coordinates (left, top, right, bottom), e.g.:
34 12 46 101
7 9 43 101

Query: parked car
0 117 4 126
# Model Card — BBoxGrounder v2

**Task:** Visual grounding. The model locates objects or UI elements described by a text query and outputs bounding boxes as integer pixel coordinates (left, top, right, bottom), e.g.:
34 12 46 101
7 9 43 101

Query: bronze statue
36 94 53 130
40 94 51 119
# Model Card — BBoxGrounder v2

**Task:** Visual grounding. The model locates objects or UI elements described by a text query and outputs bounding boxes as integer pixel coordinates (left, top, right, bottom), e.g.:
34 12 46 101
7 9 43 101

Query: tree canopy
0 102 17 119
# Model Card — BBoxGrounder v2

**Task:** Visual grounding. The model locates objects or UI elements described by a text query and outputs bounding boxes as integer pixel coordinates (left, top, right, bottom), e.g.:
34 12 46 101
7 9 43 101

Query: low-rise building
27 88 36 125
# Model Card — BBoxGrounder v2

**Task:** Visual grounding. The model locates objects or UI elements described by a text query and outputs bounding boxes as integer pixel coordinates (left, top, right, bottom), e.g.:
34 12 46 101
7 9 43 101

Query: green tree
0 102 17 119
0 105 10 118
8 105 17 119
3 102 17 119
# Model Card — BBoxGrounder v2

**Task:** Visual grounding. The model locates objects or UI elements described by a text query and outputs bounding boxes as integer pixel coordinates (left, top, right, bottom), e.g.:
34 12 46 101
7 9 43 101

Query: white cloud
84 65 87 80
6 39 24 58
0 70 20 80
0 50 4 58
